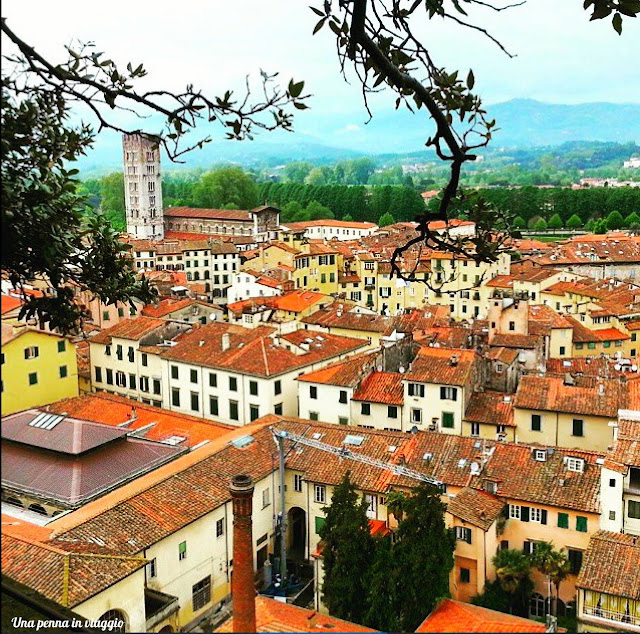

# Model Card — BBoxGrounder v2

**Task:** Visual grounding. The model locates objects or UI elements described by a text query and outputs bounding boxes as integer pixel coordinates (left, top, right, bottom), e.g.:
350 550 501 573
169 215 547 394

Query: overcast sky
3 0 639 154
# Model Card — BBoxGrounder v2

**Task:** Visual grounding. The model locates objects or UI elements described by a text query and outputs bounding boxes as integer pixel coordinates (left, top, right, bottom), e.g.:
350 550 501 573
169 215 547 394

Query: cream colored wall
351 400 404 432
298 383 353 424
402 382 466 434
73 568 147 633
461 420 516 443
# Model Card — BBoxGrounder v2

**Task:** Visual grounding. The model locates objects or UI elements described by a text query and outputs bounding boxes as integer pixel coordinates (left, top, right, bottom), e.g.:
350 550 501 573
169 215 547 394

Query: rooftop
405 347 478 387
352 372 405 406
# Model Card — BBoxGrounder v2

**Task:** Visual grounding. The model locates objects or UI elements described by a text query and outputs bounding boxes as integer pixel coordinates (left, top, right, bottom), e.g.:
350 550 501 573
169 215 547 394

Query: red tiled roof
446 488 505 531
417 599 547 633
90 316 166 344
352 372 404 405
486 275 514 288
164 207 252 221
47 393 233 448
227 290 327 316
142 298 196 317
297 352 377 387
490 333 539 350
282 219 377 231
577 531 640 599
465 391 515 427
216 596 378 632
1 294 22 315
405 348 478 387
593 327 629 342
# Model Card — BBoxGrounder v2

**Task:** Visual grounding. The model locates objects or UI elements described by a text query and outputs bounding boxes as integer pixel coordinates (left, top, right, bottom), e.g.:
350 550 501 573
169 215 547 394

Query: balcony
145 588 179 631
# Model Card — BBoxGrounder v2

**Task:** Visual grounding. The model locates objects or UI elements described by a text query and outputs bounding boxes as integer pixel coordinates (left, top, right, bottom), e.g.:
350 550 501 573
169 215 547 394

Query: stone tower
122 134 164 240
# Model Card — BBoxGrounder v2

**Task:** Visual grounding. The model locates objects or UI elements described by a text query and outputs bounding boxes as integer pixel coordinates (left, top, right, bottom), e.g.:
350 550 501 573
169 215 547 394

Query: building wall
402 381 466 435
227 273 281 304
2 330 79 416
298 383 354 425
351 400 404 432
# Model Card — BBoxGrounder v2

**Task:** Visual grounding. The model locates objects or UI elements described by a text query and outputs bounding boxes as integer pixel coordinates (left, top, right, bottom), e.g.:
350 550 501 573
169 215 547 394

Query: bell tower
122 134 164 240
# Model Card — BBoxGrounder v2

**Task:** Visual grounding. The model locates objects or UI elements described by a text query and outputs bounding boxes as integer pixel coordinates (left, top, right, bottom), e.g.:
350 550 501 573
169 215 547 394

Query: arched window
529 593 546 618
5 497 24 508
98 609 127 633
28 503 48 516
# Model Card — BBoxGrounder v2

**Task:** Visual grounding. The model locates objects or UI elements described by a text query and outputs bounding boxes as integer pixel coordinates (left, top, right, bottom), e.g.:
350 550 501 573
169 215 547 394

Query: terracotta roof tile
446 488 506 530
297 352 377 387
465 391 515 427
1 294 23 315
164 207 252 221
405 348 478 387
352 372 404 405
490 333 539 350
90 316 166 344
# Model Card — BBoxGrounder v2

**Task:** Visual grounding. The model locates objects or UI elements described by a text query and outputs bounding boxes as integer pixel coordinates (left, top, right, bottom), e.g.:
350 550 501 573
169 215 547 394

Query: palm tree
493 549 532 614
530 542 571 618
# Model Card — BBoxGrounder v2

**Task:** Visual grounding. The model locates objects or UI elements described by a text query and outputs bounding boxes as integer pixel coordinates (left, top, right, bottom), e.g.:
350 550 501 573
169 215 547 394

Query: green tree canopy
606 210 625 230
493 549 533 616
319 472 375 624
513 216 526 229
625 211 640 229
566 214 583 230
307 200 334 220
378 212 395 227
283 161 313 183
534 217 548 232
548 213 563 230
530 542 571 618
192 167 258 209
594 218 608 234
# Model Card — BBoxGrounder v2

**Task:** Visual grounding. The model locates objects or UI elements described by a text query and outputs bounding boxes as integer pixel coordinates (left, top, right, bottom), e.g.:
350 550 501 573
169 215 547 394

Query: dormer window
534 449 547 462
566 457 585 473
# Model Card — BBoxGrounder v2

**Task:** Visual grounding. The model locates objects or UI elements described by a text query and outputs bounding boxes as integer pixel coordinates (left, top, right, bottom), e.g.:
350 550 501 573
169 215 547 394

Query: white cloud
336 124 363 134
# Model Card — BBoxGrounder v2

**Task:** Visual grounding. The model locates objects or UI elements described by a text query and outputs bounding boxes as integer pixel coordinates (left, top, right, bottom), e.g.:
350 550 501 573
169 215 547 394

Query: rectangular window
509 504 521 520
576 516 588 532
229 377 238 392
28 372 38 386
388 406 398 419
59 365 68 379
361 403 371 416
216 518 225 537
408 383 425 397
460 568 471 584
106 368 113 385
339 417 348 425
24 346 39 360
179 541 187 561
146 558 157 579
209 373 217 388
171 365 179 380
412 408 422 423
339 390 348 404
116 371 127 388
442 412 455 429
440 386 458 401
309 411 319 421
105 345 111 356
471 422 480 437
118 307 125 318
274 380 282 395
128 347 134 363
530 508 547 524
132 374 141 390
628 500 640 519
250 405 259 421
57 340 66 353
229 400 239 421
190 369 198 383
262 488 270 508
141 353 148 367
572 419 584 437
190 392 199 412
531 414 542 431
103 310 110 321
310 385 317 399
315 516 326 534
209 396 219 416
171 388 180 407
315 485 326 503
455 526 472 544
116 345 123 361
192 576 211 611
294 474 303 492
249 380 258 396
95 366 102 383
557 512 569 529
274 403 283 415
567 549 583 575
153 378 161 395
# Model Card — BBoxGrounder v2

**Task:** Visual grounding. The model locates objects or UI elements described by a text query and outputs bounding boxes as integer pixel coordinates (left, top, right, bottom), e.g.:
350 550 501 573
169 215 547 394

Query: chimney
450 354 459 367
222 332 231 352
229 475 256 634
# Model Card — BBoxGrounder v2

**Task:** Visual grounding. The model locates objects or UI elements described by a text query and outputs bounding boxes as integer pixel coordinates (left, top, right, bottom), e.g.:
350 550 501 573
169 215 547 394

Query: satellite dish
399 366 405 374
410 426 419 434
633 365 638 372
470 462 481 475
614 364 622 371
209 313 217 320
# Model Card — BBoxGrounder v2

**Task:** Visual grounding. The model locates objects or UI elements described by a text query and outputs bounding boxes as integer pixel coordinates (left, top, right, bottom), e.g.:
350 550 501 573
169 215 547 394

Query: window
262 488 270 508
116 345 123 361
315 516 326 534
314 485 326 503
442 412 454 429
179 541 187 560
559 346 566 355
105 345 111 356
153 379 161 395
128 347 134 363
209 396 219 416
95 367 102 383
471 422 480 437
192 576 211 611
229 400 239 421
141 353 148 367
339 417 348 425
309 411 319 421
190 369 198 383
146 558 157 579
249 381 258 396
361 403 371 416
190 392 199 412
455 526 472 544
572 419 584 437
139 375 149 392
250 405 259 421
440 386 458 401
411 408 422 424
531 414 542 432
310 385 318 399
523 541 538 555
171 365 179 380
116 371 127 388
509 504 521 520
530 508 548 524
103 310 110 321
171 388 180 407
566 457 584 473
59 365 68 378
609 511 616 521
339 390 348 404
460 568 471 584
388 406 398 419
534 449 547 462
274 403 283 415
106 369 113 385
567 549 583 575
576 516 588 532
57 340 66 353
509 321 515 331
628 500 640 519
24 346 39 360
294 474 303 492
274 380 282 395
500 540 509 550
28 372 38 386
408 383 425 397
557 512 569 529
610 478 617 488
229 377 238 392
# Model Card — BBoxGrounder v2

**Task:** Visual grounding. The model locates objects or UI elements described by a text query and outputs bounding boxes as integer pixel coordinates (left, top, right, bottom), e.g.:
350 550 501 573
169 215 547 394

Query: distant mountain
75 99 640 174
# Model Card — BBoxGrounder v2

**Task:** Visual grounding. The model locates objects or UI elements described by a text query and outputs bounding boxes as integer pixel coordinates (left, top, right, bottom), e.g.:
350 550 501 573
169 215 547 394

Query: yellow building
1 325 79 416
294 244 343 296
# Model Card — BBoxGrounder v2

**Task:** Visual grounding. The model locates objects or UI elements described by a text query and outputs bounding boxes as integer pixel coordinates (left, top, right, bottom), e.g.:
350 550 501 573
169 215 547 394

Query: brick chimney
229 474 256 634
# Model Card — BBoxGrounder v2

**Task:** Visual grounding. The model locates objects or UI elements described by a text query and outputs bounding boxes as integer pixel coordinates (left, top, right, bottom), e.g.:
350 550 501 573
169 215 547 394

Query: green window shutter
442 412 454 428
315 517 326 535
558 512 569 529
521 506 530 522
576 516 588 532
